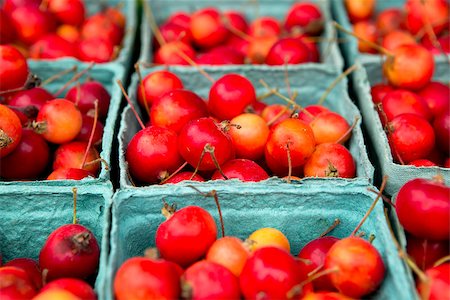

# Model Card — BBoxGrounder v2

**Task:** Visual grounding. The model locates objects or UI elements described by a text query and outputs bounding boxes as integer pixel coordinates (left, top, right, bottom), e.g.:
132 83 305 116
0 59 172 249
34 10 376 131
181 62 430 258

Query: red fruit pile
0 51 110 181
127 70 357 185
0 0 126 63
345 0 449 55
151 3 324 65
114 204 386 299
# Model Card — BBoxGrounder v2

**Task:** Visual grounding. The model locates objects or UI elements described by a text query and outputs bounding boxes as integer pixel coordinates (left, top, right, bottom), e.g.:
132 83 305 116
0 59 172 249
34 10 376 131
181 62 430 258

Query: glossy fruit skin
261 104 292 127
405 0 449 36
310 112 351 145
0 266 37 299
208 74 256 120
178 118 235 171
371 83 395 105
40 278 96 300
248 227 290 252
246 35 278 64
156 206 217 268
388 114 435 163
381 30 416 52
29 34 78 59
162 172 205 184
53 141 100 174
114 257 180 300
298 105 329 125
211 159 269 182
417 263 450 300
190 8 228 49
0 129 50 180
0 104 23 158
10 6 56 44
353 21 378 54
78 38 115 63
248 17 280 37
284 2 323 35
65 81 111 119
406 235 450 270
150 89 208 133
48 0 85 26
304 143 356 178
182 260 241 300
39 224 100 281
126 126 182 184
196 46 245 65
417 82 450 118
409 159 437 167
33 288 81 300
302 292 353 300
433 112 450 154
395 178 450 241
383 45 434 90
381 89 432 122
76 115 104 146
240 246 304 300
375 8 405 35
154 41 196 65
137 71 183 108
344 0 375 22
324 237 385 298
154 22 192 48
266 38 311 65
298 236 339 291
47 168 93 180
4 258 42 290
0 45 28 92
7 87 53 112
81 14 123 46
0 9 15 44
206 236 249 277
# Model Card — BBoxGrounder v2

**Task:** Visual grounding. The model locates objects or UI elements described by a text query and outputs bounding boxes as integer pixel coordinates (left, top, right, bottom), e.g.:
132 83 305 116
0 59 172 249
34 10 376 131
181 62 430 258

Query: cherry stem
319 218 341 237
336 116 359 144
135 63 151 118
351 175 388 236
172 48 215 84
161 201 177 219
41 269 48 287
223 19 253 42
367 188 396 208
0 129 13 149
144 247 160 260
332 21 393 57
159 161 188 184
84 158 109 171
206 144 228 180
41 65 77 87
257 89 277 101
187 186 226 238
72 187 77 225
0 73 41 96
434 255 450 267
369 234 376 243
266 103 292 127
81 100 98 169
318 64 358 106
142 0 166 46
286 142 292 183
287 267 339 298
117 79 146 130
54 63 94 97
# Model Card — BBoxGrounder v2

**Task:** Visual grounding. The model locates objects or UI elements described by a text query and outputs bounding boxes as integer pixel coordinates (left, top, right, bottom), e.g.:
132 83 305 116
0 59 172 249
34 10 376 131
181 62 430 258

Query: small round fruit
0 104 23 158
248 227 290 252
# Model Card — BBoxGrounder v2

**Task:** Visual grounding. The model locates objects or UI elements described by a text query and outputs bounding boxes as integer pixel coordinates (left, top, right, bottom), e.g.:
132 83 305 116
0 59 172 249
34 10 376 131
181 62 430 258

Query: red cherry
324 237 385 298
29 34 78 59
261 104 292 127
78 38 115 63
409 159 438 167
422 34 450 54
304 143 356 178
40 278 96 300
182 260 241 299
126 126 182 184
246 35 278 64
388 114 435 163
381 30 416 52
4 258 42 290
195 46 245 65
3 0 40 13
225 36 249 56
344 0 375 22
208 74 256 120
206 236 249 277
190 8 228 49
284 2 323 35
104 7 126 29
417 263 450 299
47 168 93 180
137 70 183 109
166 12 191 29
405 0 449 36
114 257 181 300
10 6 56 45
298 105 329 125
162 172 205 184
406 235 449 270
417 82 450 119
353 21 378 54
0 104 23 158
154 41 195 65
433 111 450 154
53 141 100 174
302 291 353 300
48 0 85 26
155 205 217 268
310 111 351 145
0 45 28 92
370 83 395 105
6 87 53 112
0 9 16 44
444 158 450 168
0 128 49 180
248 16 281 38
81 14 123 46
381 89 432 122
155 22 192 49
76 115 104 146
56 24 81 43
375 8 405 35
65 81 111 119
0 266 37 299
395 178 450 240
266 38 311 65
39 224 100 281
211 159 269 182
224 10 248 34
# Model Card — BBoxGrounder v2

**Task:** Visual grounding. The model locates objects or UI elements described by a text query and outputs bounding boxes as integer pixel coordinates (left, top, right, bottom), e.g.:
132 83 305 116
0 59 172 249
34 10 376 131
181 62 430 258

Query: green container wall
105 181 417 299
0 184 113 299
118 65 374 188
352 59 450 196
139 0 344 71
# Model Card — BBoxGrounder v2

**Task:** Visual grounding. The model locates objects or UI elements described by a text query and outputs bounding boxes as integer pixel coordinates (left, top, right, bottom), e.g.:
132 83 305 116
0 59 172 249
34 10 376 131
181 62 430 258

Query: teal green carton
119 65 374 188
104 181 417 299
0 184 113 299
352 59 450 196
139 0 343 71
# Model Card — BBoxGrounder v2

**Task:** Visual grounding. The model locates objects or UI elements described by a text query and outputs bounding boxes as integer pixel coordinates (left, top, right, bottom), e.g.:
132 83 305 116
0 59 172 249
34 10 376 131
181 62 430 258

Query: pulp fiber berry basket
352 60 450 196
118 65 374 188
331 0 450 71
0 62 123 188
103 181 417 299
0 184 113 300
139 0 344 72
28 0 137 76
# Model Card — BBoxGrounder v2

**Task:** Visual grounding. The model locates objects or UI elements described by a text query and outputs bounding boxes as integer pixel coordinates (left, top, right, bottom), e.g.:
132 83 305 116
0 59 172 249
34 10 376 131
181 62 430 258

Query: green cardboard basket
104 181 417 299
139 0 344 72
0 184 113 300
118 65 374 188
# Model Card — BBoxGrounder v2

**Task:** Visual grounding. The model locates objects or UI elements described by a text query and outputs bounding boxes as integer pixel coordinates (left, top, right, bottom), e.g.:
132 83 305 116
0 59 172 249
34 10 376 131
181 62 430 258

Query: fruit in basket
381 30 416 51
265 38 311 65
0 45 28 92
310 111 351 145
154 40 196 65
433 111 450 154
5 258 42 289
248 17 280 38
47 0 85 27
0 104 23 158
6 87 53 112
304 143 356 178
47 167 93 180
137 70 184 109
353 21 378 54
284 2 323 35
416 263 450 300
77 38 115 63
52 141 100 174
417 82 450 118
206 236 249 277
344 0 375 22
195 46 245 65
406 235 449 270
248 227 290 252
375 8 404 35
65 81 111 119
190 8 228 49
0 266 37 299
370 83 395 105
29 34 77 59
33 288 82 300
10 5 56 45
405 0 449 36
211 159 269 182
162 172 205 184
76 115 104 146
40 278 96 300
381 89 432 122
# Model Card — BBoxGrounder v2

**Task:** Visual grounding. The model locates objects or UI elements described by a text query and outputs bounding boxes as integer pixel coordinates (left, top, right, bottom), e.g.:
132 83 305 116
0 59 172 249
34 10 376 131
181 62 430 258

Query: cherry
126 126 182 184
248 227 290 252
302 292 353 300
6 87 53 112
0 128 49 180
310 112 351 145
195 46 245 65
36 99 83 144
417 263 450 299
29 34 78 59
40 278 96 300
162 172 205 184
53 141 100 174
405 0 449 36
47 168 93 180
4 258 42 290
324 237 385 298
211 159 269 182
56 24 81 43
6 106 29 125
395 178 449 241
433 111 450 154
261 104 292 127
304 143 356 178
33 288 82 300
0 266 37 299
383 44 434 90
284 2 323 35
240 246 305 299
155 205 217 268
0 9 15 44
246 35 278 64
182 260 241 299
65 81 111 119
298 105 329 125
224 10 248 35
3 0 40 13
382 30 416 51
48 0 85 26
0 104 22 158
76 115 104 146
344 0 375 22
388 114 435 164
381 89 432 122
39 223 100 281
0 45 28 92
208 74 256 120
206 236 249 277
78 38 115 63
266 38 311 65
178 118 235 171
150 89 208 133
406 235 449 270
375 8 405 35
417 82 450 119
298 236 339 291
104 6 126 29
154 41 196 65
371 83 395 105
353 21 378 54
166 12 191 29
154 22 192 49
422 34 450 54
190 8 228 49
409 159 438 167
10 5 56 45
81 14 123 46
137 70 183 109
248 17 281 37
114 257 180 300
